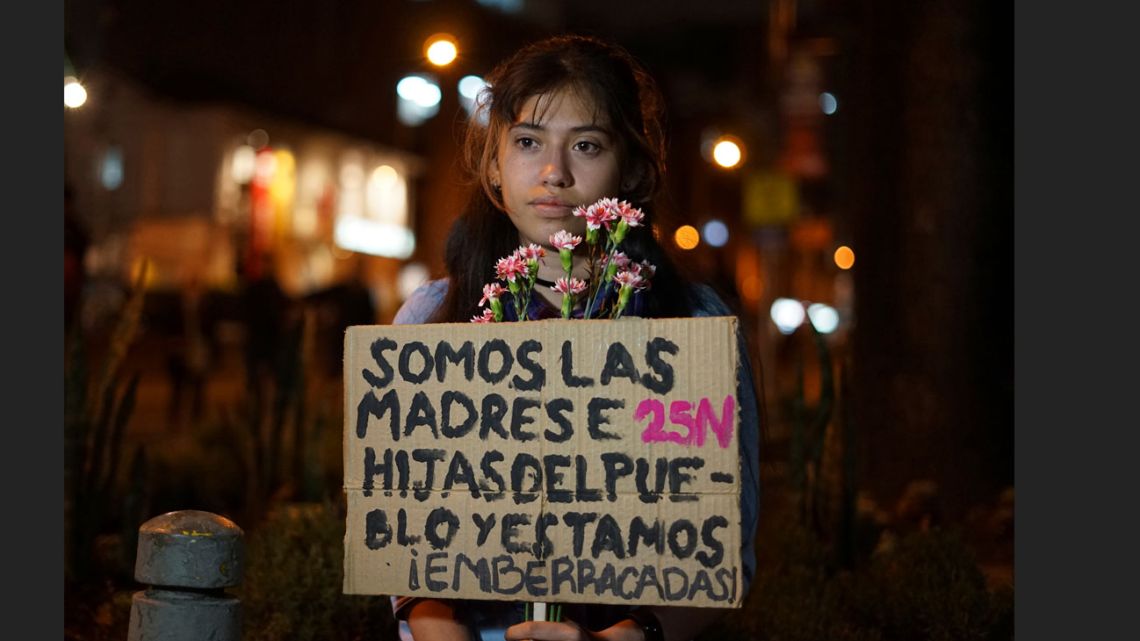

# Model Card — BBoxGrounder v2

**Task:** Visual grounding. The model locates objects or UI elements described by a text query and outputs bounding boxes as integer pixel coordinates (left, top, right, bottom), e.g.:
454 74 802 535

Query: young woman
392 34 761 641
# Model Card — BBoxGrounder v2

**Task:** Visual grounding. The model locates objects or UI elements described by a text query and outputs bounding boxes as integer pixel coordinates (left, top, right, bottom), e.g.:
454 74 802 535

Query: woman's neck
538 254 589 281
532 253 590 305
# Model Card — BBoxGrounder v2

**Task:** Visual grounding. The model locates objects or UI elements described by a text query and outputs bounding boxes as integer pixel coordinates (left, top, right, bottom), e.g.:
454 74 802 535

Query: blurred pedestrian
327 259 377 375
241 253 288 411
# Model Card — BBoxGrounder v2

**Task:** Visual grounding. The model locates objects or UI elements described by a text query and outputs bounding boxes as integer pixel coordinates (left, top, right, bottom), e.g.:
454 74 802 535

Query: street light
711 136 745 169
458 74 489 113
424 34 458 67
64 75 87 109
64 52 87 109
833 245 855 270
770 297 841 335
396 74 442 126
674 225 700 250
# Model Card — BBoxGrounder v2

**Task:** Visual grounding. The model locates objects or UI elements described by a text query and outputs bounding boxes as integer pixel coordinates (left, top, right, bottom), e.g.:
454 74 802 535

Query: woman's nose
541 152 572 188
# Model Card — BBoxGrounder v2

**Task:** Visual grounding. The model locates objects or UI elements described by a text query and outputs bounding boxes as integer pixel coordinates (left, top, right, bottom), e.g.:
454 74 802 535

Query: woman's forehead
514 86 608 127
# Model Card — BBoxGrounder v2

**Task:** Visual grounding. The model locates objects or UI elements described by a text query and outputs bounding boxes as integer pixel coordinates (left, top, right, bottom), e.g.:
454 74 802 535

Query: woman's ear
488 165 502 190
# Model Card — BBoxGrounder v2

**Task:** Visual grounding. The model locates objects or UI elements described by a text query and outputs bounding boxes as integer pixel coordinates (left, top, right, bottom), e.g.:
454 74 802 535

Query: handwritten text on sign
343 317 743 608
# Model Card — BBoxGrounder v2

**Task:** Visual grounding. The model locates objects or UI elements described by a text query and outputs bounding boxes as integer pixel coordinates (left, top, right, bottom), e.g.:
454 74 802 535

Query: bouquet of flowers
471 197 656 624
471 197 656 323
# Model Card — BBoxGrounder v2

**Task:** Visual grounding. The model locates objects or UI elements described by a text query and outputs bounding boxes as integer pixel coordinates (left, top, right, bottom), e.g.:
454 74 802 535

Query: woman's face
491 87 623 248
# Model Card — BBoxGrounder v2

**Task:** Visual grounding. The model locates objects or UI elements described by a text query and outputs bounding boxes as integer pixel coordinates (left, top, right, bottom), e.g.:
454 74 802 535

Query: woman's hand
405 598 477 641
504 617 644 641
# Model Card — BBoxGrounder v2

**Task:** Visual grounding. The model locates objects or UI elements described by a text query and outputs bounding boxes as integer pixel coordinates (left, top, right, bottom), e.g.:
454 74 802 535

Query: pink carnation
549 230 583 251
495 254 528 282
518 243 546 262
616 201 645 227
470 308 496 323
480 282 506 306
614 270 646 290
600 251 631 270
574 197 621 231
552 277 588 295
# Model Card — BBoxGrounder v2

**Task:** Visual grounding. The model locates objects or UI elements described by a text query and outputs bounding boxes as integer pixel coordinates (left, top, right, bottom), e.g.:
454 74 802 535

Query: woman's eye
574 140 601 154
515 137 538 149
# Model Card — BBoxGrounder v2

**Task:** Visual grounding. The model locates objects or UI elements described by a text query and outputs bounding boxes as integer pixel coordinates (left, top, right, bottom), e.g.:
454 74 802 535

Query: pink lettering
698 395 736 449
637 395 736 448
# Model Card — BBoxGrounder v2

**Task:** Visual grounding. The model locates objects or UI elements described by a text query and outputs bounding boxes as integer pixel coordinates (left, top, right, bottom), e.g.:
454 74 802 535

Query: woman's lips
530 199 575 217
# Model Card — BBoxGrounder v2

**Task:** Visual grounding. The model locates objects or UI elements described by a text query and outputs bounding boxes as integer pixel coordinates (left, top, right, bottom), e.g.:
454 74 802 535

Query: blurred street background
63 1 1013 639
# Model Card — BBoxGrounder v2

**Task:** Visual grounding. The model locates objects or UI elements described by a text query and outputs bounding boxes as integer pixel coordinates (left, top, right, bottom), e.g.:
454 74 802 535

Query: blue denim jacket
390 279 761 640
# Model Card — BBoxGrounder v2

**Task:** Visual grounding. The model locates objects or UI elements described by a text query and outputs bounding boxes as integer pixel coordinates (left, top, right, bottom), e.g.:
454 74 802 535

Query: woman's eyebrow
509 122 612 136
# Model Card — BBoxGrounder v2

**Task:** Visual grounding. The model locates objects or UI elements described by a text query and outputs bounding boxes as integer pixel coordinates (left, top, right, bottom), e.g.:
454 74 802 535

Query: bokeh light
712 138 743 168
100 147 123 190
398 262 431 300
674 225 700 250
702 219 729 247
819 92 838 115
231 145 257 184
458 75 486 101
396 75 442 126
397 75 442 107
425 35 458 67
371 165 398 187
458 75 490 123
64 76 87 108
770 298 805 334
834 245 855 270
806 303 840 334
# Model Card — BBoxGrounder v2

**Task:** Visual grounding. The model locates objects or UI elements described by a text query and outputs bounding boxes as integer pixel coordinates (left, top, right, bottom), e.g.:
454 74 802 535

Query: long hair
431 34 694 322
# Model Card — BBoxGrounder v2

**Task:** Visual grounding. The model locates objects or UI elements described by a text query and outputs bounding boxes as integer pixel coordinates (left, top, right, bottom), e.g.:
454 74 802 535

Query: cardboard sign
343 317 744 608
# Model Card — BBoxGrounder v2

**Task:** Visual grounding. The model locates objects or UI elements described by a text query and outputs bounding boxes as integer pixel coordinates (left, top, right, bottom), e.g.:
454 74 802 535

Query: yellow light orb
64 76 87 109
674 225 700 250
834 245 855 270
425 35 458 67
712 138 743 168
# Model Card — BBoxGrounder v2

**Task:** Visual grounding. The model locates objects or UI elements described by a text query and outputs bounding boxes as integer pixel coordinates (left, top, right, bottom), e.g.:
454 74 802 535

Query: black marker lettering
600 341 639 385
544 398 574 442
509 397 541 442
480 394 509 440
471 513 497 546
641 337 678 394
363 337 397 388
697 515 727 568
587 398 624 440
667 520 698 559
425 507 460 550
405 391 439 439
365 509 392 549
560 340 594 387
356 388 399 440
435 341 475 382
440 391 477 438
424 551 448 590
478 339 513 384
512 340 544 391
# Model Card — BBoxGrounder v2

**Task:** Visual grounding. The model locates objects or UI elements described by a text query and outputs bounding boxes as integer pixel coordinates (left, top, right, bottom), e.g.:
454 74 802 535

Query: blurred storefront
64 68 425 328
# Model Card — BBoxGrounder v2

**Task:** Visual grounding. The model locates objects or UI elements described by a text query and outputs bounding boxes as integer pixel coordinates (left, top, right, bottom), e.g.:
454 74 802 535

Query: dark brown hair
431 34 693 322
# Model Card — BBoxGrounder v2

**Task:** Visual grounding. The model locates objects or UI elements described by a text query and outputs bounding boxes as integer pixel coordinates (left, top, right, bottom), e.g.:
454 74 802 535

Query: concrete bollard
127 510 245 641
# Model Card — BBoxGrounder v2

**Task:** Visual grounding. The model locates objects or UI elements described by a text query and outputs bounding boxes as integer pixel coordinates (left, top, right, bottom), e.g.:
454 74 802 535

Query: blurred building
65 68 422 300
